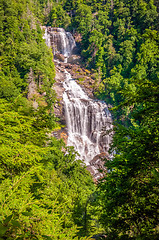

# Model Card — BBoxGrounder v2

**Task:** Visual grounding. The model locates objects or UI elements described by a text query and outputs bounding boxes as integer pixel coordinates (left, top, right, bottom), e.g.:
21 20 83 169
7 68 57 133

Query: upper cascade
43 27 76 60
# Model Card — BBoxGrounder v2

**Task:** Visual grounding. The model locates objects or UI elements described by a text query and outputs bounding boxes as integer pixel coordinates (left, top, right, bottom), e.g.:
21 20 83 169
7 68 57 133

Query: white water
63 71 112 165
43 28 51 47
43 27 76 60
43 27 113 166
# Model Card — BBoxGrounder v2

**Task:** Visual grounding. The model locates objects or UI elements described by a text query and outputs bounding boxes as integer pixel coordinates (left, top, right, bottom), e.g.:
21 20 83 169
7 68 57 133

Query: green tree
98 62 159 240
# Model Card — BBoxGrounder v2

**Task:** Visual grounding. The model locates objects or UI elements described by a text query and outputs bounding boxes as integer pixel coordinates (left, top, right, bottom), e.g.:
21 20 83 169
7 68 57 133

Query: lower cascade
43 27 113 177
63 70 113 166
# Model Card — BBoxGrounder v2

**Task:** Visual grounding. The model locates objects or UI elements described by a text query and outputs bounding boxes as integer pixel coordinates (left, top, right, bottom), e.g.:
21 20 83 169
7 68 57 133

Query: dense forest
0 0 158 239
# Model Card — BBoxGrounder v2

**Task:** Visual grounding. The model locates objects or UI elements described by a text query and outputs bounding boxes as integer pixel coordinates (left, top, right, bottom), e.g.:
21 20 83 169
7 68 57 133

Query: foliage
0 0 96 239
1 0 159 239
98 77 159 239
0 98 95 239
41 0 158 238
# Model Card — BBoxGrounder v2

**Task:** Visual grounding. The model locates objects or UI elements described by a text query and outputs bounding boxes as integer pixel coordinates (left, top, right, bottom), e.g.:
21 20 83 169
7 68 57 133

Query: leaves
0 1 96 239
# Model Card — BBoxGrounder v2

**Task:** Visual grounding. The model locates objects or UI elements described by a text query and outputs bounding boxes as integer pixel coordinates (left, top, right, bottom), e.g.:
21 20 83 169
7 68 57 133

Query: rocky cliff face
43 27 113 180
43 27 76 61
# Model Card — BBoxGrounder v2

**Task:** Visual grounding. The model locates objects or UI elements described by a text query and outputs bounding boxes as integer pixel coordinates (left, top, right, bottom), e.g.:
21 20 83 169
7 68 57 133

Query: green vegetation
0 0 159 239
0 0 96 239
0 99 94 239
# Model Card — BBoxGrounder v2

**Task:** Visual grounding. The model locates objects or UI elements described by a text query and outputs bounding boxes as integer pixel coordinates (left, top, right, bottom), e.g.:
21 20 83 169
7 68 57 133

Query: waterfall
43 26 113 176
43 28 51 48
63 71 112 165
43 27 76 60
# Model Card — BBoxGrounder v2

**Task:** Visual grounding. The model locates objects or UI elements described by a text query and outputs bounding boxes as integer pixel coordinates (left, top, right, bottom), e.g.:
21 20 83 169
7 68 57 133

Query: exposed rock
86 152 110 180
27 68 39 109
55 53 65 62
32 101 38 109
67 54 82 65
54 61 97 99
43 27 76 57
74 32 82 43
27 68 37 99
86 166 98 176
43 27 113 180
27 80 38 100
53 59 112 181
53 65 66 121
52 128 68 144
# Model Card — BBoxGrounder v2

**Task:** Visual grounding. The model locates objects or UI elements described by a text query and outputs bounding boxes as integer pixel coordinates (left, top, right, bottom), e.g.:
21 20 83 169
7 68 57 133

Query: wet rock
27 68 37 99
55 53 65 62
87 152 110 180
43 27 113 180
43 27 76 57
67 54 82 64
86 166 97 176
52 128 68 144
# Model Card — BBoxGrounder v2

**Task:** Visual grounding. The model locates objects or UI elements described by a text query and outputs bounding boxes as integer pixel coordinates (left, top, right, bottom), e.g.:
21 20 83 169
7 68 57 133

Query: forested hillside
0 0 159 239
0 1 95 239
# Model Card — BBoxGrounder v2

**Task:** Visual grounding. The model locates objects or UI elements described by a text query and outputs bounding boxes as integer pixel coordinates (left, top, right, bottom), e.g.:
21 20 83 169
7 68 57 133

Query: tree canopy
0 0 159 239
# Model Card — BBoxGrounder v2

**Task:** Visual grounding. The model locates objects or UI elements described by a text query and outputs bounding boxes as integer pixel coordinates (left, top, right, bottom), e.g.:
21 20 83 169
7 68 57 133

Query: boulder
55 53 65 62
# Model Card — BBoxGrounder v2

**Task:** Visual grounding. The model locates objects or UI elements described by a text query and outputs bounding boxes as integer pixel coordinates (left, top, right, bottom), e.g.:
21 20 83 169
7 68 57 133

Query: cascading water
43 26 113 176
43 27 76 60
63 71 113 165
